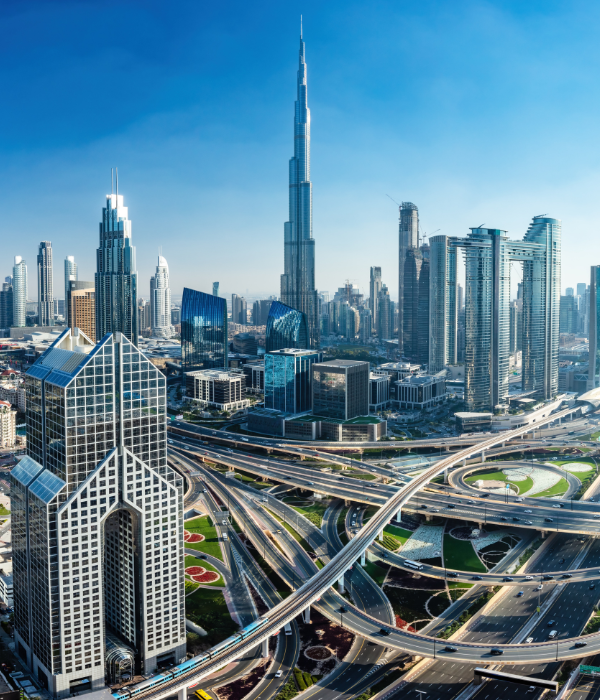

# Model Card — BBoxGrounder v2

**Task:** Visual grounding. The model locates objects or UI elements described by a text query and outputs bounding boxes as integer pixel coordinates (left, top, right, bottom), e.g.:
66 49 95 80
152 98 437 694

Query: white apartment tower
37 241 54 327
12 328 185 697
150 256 174 338
12 256 28 328
64 256 78 305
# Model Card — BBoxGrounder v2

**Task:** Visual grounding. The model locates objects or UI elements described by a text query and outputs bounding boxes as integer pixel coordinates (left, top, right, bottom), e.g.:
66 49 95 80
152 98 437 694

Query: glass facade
312 360 370 420
588 266 600 390
280 34 320 348
37 241 54 327
429 217 561 411
181 287 228 372
95 193 138 345
13 328 185 696
264 349 322 414
265 301 309 352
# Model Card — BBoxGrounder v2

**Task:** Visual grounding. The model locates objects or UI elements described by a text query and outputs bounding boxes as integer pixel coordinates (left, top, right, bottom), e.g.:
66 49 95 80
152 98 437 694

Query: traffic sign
580 665 600 675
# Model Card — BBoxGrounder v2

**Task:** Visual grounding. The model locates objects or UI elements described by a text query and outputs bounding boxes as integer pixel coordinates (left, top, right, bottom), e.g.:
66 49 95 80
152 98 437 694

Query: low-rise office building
0 573 13 606
395 374 447 410
369 372 391 411
185 369 249 412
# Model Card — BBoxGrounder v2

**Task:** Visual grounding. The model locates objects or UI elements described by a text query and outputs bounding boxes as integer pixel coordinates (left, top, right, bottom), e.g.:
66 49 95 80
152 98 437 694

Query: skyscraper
429 235 457 372
398 202 419 353
264 349 322 414
231 294 247 325
13 328 185 696
377 285 392 340
265 301 308 352
37 241 54 327
181 288 228 372
95 187 138 345
588 267 600 389
429 217 560 410
369 267 382 330
68 281 95 342
0 283 13 332
280 30 319 349
64 256 78 305
212 282 219 297
12 256 28 328
150 256 173 338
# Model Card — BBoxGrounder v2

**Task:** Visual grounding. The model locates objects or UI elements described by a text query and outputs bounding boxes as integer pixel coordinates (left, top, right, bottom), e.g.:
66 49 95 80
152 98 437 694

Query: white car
524 509 532 513
537 584 543 591
552 504 561 508
516 498 524 502
525 637 534 644
525 575 533 580
275 670 282 678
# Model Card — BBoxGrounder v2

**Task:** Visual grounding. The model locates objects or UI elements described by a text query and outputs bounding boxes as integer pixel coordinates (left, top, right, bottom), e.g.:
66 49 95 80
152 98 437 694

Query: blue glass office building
181 287 228 372
266 301 309 352
265 349 322 414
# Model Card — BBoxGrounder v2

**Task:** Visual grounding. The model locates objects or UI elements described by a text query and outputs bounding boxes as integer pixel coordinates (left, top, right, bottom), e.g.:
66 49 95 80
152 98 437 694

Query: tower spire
300 14 302 39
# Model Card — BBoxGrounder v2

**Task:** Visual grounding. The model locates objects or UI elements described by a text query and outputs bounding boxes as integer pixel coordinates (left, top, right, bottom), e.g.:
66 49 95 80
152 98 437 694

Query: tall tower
150 255 173 338
95 184 138 345
12 328 185 696
280 29 320 348
398 203 419 354
37 241 54 327
64 256 78 304
12 256 27 328
369 267 382 330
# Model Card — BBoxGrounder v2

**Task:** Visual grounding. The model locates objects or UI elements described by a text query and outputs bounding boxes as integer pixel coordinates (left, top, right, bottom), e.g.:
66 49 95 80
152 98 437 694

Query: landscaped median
184 515 223 561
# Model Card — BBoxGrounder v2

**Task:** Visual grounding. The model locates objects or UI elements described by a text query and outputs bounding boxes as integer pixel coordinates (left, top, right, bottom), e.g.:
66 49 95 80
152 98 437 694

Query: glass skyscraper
12 256 28 328
95 191 138 346
12 327 185 697
64 256 78 306
264 349 322 414
265 301 308 352
37 241 54 327
398 202 419 354
588 266 600 390
181 287 228 372
429 216 561 410
280 31 320 349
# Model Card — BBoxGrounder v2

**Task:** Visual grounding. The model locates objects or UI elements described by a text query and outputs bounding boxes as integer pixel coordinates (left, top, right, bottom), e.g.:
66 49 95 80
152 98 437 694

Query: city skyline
2 1 599 299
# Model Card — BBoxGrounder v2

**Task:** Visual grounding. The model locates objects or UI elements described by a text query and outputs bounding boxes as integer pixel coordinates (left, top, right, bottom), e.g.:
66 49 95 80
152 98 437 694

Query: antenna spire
300 15 302 39
111 168 114 195
116 167 119 211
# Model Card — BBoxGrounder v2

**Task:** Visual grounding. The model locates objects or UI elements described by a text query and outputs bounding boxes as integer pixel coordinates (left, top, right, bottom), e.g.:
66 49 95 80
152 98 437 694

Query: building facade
264 349 322 414
369 372 391 412
64 257 78 307
428 235 457 372
369 267 382 329
398 202 419 354
588 266 600 390
395 375 447 410
312 359 369 420
37 242 54 328
13 257 28 328
0 283 13 333
181 287 228 372
185 369 248 412
280 33 320 349
12 328 185 696
95 192 138 345
150 256 173 339
231 295 247 325
0 401 16 447
265 301 309 352
69 284 96 342
232 333 258 355
429 217 561 410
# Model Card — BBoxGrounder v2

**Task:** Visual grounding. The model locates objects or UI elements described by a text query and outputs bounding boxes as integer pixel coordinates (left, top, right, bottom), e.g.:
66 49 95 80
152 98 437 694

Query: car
275 529 282 534
222 520 227 526
575 641 588 648
545 517 554 522
562 573 572 579
337 477 345 481
516 497 524 502
517 591 524 597
420 504 428 509
444 646 457 653
547 619 555 626
447 504 456 509
591 583 596 590
500 516 508 521
512 517 520 522
196 554 206 560
340 606 348 613
537 584 543 591
275 670 283 678
525 637 534 644
525 575 533 580
524 520 533 525
448 572 458 578
431 508 440 513
548 630 558 639
503 577 514 582
594 515 600 520
552 504 561 508
524 509 532 513
379 628 390 636
490 648 504 655
471 575 482 581
168 439 174 444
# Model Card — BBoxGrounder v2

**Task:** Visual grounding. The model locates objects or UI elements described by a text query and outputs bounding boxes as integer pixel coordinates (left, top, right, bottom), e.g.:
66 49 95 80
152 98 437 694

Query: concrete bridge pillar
360 551 366 566
345 499 351 507
303 607 311 624
300 455 305 461
462 459 466 467
177 686 187 700
425 514 432 522
481 451 486 463
444 445 450 452
541 530 547 539
378 529 384 541
443 468 449 485
396 506 402 521
338 575 345 594
477 522 484 529
262 637 269 656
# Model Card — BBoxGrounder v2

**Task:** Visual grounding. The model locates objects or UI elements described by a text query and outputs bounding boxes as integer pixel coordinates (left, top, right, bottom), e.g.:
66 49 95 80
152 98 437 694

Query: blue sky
1 0 599 301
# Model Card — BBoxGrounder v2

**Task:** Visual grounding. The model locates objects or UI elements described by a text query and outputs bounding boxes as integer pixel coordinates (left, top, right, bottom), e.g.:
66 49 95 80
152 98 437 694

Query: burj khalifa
280 29 320 348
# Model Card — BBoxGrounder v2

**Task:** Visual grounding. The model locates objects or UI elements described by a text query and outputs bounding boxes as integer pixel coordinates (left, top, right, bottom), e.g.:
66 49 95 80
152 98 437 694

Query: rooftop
314 359 369 369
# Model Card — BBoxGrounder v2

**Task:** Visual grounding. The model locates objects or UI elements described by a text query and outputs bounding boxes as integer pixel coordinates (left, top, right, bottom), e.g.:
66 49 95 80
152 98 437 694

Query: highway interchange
130 403 600 700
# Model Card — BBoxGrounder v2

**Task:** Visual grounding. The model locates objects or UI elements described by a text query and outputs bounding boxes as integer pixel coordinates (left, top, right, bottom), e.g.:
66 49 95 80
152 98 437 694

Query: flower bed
502 466 561 496
399 525 444 561
184 531 205 543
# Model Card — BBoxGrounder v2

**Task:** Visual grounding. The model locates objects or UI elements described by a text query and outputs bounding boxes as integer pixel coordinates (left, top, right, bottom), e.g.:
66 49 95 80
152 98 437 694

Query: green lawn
465 469 533 495
531 478 569 499
282 498 327 527
383 525 412 546
184 515 224 561
185 580 199 595
185 587 239 646
443 535 487 573
184 554 224 587
362 561 388 586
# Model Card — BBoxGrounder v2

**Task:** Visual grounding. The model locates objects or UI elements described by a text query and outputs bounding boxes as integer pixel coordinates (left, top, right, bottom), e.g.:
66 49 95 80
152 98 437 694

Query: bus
194 691 213 700
403 559 424 571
